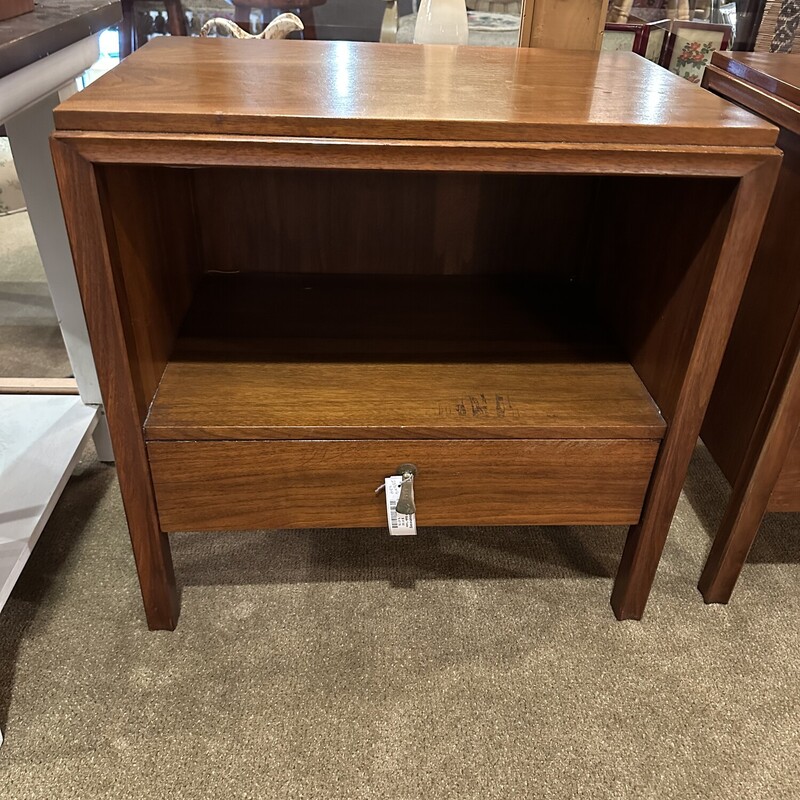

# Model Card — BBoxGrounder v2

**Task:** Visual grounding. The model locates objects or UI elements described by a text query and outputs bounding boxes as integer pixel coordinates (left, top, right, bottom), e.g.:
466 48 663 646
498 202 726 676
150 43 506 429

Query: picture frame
643 19 670 62
603 22 650 53
659 20 733 83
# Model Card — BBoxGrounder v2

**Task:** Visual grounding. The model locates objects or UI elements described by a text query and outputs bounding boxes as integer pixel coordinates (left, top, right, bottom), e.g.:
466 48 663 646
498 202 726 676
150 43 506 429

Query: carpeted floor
0 210 72 379
1 439 800 798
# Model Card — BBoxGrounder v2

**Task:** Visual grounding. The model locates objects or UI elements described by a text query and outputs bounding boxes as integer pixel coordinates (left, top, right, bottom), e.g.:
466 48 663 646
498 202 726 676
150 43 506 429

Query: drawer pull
395 463 418 515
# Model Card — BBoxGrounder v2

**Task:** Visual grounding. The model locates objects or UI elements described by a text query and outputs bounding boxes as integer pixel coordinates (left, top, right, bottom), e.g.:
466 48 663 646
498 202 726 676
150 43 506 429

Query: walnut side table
51 39 779 629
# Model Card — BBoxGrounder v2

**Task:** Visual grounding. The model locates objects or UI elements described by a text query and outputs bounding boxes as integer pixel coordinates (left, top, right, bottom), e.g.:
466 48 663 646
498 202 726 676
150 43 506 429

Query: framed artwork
660 21 733 83
602 18 672 60
644 19 669 62
603 22 649 53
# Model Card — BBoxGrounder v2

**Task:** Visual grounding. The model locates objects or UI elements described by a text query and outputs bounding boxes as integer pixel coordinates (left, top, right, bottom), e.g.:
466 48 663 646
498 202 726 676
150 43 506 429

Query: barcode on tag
384 475 416 536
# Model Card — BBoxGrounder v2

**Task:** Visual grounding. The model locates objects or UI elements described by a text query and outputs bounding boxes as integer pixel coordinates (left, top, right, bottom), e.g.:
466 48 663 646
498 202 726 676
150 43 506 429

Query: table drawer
147 439 660 531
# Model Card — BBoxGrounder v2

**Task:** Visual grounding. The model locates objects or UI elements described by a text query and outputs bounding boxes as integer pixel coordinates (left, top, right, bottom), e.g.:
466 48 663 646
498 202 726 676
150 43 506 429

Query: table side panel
50 137 179 629
611 156 781 619
595 175 737 424
703 127 800 486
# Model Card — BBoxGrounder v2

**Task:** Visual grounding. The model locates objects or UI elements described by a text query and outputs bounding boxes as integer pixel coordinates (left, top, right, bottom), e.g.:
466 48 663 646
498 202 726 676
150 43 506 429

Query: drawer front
769 426 800 512
148 439 659 531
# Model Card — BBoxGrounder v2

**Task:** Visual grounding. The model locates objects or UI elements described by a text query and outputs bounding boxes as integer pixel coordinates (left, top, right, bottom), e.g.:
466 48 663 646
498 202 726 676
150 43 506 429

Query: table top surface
55 37 777 147
0 0 120 80
711 51 800 108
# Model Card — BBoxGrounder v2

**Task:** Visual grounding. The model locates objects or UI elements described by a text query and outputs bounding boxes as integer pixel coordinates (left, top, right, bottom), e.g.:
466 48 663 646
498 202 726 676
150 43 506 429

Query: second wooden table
700 51 800 602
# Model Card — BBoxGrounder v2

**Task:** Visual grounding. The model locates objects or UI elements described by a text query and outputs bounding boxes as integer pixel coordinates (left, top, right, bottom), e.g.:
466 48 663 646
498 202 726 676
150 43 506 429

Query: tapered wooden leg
126 516 179 630
611 158 781 620
698 478 770 604
51 140 181 630
700 303 800 603
612 418 703 620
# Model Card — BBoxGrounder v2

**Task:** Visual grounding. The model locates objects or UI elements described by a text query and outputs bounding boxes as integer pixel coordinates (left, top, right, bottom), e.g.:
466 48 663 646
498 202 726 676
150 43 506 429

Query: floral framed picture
660 21 732 83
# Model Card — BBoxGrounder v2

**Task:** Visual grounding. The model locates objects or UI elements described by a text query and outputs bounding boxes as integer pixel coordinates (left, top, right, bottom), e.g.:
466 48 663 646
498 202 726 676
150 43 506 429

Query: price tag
384 475 417 536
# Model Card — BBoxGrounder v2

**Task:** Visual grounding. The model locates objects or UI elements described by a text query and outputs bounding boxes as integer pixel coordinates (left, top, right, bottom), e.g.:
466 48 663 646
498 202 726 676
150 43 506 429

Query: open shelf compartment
144 272 665 442
94 164 738 530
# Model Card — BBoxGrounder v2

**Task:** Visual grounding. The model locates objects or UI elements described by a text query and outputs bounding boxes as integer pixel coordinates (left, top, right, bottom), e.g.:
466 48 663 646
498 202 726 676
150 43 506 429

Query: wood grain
52 132 780 178
596 176 738 424
0 0 34 23
146 362 665 442
611 155 781 620
0 377 78 394
192 171 594 278
147 439 661 531
50 138 179 631
712 51 800 108
704 65 800 138
700 312 800 601
50 41 784 626
770 428 800 511
53 38 777 148
519 0 609 50
698 54 800 602
144 273 665 442
702 130 800 487
97 164 201 420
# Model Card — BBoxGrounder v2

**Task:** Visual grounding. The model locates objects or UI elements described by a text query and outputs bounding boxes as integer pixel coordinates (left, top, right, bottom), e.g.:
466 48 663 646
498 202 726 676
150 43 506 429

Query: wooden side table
51 39 779 629
699 51 800 602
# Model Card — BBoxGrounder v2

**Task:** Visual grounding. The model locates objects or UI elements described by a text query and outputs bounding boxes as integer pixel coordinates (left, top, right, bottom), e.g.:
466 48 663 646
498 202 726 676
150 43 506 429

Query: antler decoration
200 14 304 39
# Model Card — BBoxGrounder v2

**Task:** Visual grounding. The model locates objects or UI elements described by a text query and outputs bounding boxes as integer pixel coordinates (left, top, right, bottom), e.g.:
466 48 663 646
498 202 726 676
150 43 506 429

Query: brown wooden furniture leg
299 6 317 39
51 140 180 631
164 0 188 37
233 3 254 33
699 306 800 603
119 0 136 58
611 158 781 620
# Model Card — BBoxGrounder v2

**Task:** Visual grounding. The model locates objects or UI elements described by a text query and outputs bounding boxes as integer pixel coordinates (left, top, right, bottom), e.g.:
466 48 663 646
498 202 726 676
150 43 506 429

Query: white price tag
384 475 417 536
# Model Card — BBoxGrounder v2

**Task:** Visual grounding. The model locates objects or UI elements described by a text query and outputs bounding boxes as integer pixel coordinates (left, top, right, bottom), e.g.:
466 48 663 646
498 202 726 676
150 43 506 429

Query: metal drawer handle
395 463 417 515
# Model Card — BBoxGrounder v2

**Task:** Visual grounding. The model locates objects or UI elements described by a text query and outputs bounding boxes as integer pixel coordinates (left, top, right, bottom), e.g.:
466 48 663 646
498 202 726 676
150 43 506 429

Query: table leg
611 157 781 620
233 3 253 33
52 138 180 630
165 0 188 36
299 7 318 39
5 90 114 462
699 304 800 603
120 0 136 57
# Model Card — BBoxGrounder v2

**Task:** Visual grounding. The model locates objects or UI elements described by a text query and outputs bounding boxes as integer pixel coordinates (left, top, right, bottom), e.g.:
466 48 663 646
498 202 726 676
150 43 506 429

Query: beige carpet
0 210 72 379
1 442 800 798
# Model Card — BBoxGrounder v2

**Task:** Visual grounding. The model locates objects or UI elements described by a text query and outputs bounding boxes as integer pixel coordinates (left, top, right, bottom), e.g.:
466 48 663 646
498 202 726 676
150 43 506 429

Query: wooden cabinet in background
700 51 800 603
51 39 778 629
